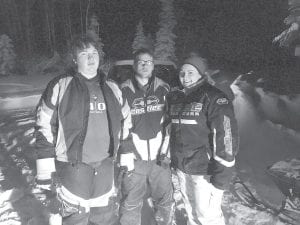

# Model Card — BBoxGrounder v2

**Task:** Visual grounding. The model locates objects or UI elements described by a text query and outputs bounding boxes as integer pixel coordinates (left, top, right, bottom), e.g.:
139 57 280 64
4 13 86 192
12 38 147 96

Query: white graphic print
131 96 164 115
216 98 229 105
170 102 203 117
90 95 106 113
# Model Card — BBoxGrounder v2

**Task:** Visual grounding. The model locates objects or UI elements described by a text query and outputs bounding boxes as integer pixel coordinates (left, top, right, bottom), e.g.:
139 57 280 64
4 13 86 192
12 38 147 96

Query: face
179 64 203 88
76 44 99 78
134 53 154 79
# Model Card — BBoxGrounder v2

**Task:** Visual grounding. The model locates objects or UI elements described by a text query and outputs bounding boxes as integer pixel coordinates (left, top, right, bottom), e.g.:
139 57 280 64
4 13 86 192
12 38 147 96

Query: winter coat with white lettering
35 72 133 163
120 76 170 161
166 80 239 190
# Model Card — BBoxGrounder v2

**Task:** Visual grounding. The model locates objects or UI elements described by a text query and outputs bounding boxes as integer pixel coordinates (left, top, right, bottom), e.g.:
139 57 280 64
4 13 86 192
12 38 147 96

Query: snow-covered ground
0 73 299 225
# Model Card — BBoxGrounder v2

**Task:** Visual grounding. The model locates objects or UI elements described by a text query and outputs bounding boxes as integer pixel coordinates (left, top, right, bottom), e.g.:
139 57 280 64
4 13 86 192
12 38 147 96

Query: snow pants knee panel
120 160 174 225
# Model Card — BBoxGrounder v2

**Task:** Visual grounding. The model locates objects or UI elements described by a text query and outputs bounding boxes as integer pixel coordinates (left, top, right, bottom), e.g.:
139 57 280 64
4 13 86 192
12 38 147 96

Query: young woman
167 56 239 225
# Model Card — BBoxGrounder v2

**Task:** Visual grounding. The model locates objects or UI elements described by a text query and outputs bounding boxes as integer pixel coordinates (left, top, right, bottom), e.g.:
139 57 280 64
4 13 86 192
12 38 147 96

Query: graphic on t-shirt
90 94 106 113
131 95 164 115
82 84 110 164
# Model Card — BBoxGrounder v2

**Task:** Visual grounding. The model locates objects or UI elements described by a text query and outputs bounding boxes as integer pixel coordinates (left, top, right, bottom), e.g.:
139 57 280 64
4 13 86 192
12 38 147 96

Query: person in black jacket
35 34 134 225
119 49 174 225
166 56 239 225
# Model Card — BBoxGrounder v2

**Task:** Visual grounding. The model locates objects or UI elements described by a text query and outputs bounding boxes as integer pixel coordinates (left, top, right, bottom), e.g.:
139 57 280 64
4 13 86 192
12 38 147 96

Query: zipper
77 77 90 163
178 101 186 152
144 93 151 161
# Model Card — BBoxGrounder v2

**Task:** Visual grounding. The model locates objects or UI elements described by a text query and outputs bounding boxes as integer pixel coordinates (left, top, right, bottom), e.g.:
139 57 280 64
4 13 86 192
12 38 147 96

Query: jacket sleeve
35 78 60 160
159 94 171 157
118 98 136 154
207 93 239 190
106 80 135 154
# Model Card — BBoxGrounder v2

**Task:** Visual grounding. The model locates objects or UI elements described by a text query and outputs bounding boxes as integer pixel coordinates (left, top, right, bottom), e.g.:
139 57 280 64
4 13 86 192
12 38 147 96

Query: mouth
183 81 191 86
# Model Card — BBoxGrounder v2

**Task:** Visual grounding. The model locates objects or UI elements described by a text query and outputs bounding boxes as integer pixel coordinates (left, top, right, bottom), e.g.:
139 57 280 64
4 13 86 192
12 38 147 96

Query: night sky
0 0 296 72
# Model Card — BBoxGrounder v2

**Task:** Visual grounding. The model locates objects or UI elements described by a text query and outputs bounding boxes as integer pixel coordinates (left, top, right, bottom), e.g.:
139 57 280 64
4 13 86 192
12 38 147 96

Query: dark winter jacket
120 76 170 161
166 79 239 189
35 72 133 163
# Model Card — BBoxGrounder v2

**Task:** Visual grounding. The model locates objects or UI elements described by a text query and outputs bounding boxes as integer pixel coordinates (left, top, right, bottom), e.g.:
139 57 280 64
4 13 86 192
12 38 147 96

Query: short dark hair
70 34 99 59
133 48 154 63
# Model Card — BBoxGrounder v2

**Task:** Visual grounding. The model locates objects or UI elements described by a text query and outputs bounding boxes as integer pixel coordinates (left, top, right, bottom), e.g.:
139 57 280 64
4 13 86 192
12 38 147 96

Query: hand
157 154 171 169
211 183 225 195
35 173 59 192
36 182 52 191
36 158 56 191
120 153 135 171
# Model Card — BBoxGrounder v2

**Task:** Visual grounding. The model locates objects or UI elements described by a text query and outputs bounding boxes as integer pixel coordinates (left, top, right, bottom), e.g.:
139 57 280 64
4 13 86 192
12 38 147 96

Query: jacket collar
74 71 106 84
132 75 155 93
183 77 207 96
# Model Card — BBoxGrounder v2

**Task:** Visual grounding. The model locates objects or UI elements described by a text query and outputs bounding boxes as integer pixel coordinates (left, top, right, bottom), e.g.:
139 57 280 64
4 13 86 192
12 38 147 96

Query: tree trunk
49 0 56 54
79 0 84 35
86 0 91 33
24 0 33 55
44 0 52 53
44 0 56 55
10 0 24 54
66 0 72 41
1 0 14 39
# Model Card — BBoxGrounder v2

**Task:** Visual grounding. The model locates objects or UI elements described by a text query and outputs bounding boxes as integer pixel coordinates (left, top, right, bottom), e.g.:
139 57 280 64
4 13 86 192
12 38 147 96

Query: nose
181 72 188 81
88 54 94 60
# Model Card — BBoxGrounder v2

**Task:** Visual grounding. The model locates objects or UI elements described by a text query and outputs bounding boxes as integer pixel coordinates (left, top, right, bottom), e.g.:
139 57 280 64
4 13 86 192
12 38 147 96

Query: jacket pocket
183 148 210 174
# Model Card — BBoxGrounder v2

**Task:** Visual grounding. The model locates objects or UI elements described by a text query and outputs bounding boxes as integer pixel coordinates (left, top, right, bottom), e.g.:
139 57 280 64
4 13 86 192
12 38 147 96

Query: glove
157 154 171 169
120 153 135 172
36 158 56 191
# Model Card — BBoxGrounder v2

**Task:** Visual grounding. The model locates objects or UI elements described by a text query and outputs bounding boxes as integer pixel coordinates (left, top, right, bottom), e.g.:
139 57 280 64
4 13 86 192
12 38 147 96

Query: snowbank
231 77 300 209
0 95 40 111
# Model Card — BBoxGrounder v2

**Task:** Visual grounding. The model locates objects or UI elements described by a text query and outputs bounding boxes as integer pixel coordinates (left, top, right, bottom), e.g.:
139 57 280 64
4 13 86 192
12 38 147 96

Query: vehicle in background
107 59 179 87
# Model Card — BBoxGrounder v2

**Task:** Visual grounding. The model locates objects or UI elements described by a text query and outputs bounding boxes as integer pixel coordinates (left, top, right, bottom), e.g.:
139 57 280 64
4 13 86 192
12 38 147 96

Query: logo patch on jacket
131 96 164 115
170 103 202 116
216 98 228 105
192 103 203 112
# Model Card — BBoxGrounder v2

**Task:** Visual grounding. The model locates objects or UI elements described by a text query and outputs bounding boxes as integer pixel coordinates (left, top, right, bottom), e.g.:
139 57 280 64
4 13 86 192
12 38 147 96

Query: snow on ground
225 76 300 224
0 73 299 224
0 73 57 112
0 110 49 225
270 158 300 180
256 88 300 132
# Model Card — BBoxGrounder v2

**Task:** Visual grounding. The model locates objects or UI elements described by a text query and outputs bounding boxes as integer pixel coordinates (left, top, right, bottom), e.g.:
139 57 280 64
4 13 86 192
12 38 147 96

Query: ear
73 59 77 64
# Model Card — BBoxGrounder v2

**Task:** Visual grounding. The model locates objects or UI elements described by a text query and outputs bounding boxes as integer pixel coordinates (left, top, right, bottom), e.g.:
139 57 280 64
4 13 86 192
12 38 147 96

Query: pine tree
273 0 300 47
132 20 151 53
154 0 177 61
146 33 155 51
87 14 105 63
0 34 16 76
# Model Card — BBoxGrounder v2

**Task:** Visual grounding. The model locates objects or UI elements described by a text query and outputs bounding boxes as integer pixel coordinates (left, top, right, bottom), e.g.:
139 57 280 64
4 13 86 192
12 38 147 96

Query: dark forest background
1 0 299 76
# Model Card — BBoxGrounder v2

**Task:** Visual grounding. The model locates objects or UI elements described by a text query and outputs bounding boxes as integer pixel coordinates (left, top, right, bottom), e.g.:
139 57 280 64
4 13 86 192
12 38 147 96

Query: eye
179 71 185 77
79 52 87 57
145 60 153 65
